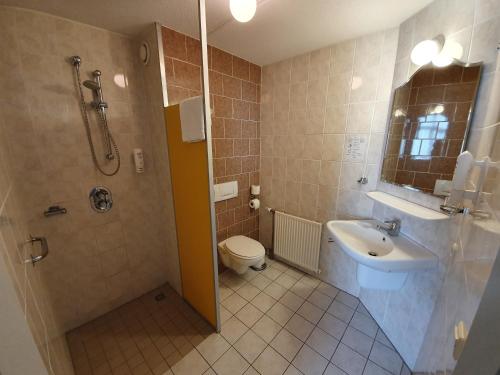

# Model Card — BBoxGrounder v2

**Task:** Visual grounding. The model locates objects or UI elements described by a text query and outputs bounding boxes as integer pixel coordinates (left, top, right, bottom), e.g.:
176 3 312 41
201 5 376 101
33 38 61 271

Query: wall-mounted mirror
381 62 482 194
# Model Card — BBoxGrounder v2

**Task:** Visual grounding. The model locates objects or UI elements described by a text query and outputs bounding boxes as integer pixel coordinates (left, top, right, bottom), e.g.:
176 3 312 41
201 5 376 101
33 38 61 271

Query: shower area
0 4 218 374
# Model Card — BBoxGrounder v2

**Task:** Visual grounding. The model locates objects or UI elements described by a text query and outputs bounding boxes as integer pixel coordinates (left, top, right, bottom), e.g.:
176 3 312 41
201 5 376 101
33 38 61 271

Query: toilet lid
224 235 265 259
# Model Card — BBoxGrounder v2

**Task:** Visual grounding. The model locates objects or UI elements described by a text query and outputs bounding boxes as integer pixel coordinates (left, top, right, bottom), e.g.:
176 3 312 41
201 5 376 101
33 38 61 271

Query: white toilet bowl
218 235 266 274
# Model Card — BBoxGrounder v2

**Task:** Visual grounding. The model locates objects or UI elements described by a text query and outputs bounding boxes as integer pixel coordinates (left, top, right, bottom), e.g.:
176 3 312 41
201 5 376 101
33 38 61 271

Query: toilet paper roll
249 198 260 209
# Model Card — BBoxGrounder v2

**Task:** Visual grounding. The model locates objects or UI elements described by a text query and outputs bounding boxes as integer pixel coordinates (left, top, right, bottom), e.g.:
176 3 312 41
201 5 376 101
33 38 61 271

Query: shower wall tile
161 27 261 243
0 7 179 375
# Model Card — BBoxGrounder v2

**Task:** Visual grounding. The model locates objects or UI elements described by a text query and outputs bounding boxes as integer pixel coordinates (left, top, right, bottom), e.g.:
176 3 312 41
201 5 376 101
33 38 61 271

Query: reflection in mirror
381 62 482 194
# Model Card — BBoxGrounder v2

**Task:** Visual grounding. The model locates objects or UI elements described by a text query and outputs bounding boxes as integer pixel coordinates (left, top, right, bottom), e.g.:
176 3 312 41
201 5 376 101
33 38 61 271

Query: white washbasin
326 220 437 273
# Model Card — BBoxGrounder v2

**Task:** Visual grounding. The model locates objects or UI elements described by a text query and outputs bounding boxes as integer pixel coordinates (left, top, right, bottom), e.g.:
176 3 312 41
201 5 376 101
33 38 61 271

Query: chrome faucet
376 219 401 236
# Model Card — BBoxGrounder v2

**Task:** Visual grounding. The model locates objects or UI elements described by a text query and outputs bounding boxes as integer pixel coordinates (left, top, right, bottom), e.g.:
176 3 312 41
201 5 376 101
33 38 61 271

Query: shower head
83 80 100 91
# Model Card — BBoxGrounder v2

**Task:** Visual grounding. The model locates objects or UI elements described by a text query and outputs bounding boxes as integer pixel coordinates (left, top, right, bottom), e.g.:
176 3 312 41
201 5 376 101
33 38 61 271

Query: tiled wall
258 29 399 247
386 0 500 372
161 27 262 242
0 7 178 374
382 64 481 192
318 0 500 372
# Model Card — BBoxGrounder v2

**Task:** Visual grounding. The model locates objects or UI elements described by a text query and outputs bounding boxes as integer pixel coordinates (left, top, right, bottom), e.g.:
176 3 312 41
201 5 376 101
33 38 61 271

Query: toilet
218 235 266 274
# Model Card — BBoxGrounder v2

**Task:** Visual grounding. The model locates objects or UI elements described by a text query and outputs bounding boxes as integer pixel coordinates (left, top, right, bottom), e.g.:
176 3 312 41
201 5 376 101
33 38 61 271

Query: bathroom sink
326 220 437 273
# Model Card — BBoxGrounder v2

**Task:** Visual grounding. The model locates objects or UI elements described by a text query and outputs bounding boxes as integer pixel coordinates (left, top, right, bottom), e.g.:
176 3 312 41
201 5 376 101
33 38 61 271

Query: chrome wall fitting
25 235 49 266
44 205 67 217
89 186 113 213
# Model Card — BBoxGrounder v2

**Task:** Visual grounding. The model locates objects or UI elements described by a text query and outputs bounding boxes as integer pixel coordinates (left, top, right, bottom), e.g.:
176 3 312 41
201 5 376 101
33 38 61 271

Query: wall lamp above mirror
411 34 464 68
381 60 482 196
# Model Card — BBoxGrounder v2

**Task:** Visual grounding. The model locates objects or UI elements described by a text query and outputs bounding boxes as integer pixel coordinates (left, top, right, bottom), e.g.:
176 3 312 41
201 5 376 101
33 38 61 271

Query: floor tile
253 346 290 375
285 314 315 341
196 333 231 365
262 266 283 280
317 313 347 340
212 347 250 375
266 302 294 326
349 312 378 339
220 305 233 324
252 315 282 343
369 342 402 375
356 303 370 317
243 367 260 375
204 368 217 375
307 290 333 310
285 267 304 280
220 284 235 301
341 326 374 358
335 291 359 309
292 344 328 375
306 327 339 360
234 330 267 363
243 366 260 375
331 343 367 375
240 269 259 282
276 273 298 289
270 261 289 272
317 282 339 298
297 301 324 325
237 283 261 301
328 300 355 323
236 303 264 328
250 274 273 290
221 293 248 314
221 316 248 344
280 291 305 311
290 280 315 299
170 349 209 375
324 363 348 375
284 365 303 375
270 329 303 361
264 282 288 300
252 292 277 313
375 329 394 350
363 361 392 375
221 272 247 291
300 274 321 288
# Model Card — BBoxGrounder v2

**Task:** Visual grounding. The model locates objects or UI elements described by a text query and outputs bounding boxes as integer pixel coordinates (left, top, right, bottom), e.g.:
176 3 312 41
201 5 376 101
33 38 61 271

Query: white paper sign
344 134 367 162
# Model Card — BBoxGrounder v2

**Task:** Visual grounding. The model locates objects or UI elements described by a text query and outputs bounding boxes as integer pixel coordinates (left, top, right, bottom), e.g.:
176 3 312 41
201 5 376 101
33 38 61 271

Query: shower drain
368 251 378 257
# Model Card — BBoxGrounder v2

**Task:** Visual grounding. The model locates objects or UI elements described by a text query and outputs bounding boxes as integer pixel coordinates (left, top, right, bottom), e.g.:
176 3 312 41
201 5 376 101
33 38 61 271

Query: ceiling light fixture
230 0 257 22
410 35 445 66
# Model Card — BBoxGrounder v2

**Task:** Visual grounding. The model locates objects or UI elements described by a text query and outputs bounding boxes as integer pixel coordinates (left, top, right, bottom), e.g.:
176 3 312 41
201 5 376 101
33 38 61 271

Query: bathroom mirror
381 62 482 194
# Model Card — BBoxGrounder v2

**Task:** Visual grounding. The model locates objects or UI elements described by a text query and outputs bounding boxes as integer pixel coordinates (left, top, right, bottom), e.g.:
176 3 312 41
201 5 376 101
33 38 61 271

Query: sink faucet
376 219 401 236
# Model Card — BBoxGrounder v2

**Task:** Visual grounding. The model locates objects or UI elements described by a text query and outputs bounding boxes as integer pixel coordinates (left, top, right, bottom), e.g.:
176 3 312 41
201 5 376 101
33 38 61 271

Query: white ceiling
0 0 433 65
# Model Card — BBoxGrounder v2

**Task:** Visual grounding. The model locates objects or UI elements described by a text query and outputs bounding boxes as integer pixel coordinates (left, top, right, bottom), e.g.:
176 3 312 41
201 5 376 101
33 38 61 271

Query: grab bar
25 235 49 266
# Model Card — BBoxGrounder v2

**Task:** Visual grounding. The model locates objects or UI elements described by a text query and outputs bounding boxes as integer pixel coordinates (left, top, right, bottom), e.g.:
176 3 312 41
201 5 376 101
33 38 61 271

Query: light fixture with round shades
432 40 464 67
410 35 445 66
230 0 257 22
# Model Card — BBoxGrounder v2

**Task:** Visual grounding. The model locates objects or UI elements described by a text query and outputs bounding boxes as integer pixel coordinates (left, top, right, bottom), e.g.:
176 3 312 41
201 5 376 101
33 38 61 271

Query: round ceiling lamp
230 0 257 22
410 35 445 66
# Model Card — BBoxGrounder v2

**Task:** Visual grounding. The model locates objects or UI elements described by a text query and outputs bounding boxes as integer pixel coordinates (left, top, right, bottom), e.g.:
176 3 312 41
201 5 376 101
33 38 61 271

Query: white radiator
273 211 322 274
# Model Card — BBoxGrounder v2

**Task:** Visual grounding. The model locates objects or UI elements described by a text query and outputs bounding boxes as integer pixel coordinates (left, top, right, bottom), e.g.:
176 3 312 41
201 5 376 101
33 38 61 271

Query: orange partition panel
164 104 218 327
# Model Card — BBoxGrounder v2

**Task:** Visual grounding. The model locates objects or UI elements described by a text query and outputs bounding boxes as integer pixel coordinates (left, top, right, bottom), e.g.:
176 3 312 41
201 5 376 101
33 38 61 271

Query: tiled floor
216 257 411 375
67 258 412 375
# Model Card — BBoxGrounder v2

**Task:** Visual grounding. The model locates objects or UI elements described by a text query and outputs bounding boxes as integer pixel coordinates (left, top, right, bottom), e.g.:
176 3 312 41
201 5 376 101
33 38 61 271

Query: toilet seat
224 235 265 259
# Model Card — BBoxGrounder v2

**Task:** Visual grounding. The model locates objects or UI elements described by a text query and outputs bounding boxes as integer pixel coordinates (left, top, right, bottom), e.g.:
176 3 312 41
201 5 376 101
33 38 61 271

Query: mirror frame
379 59 483 196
